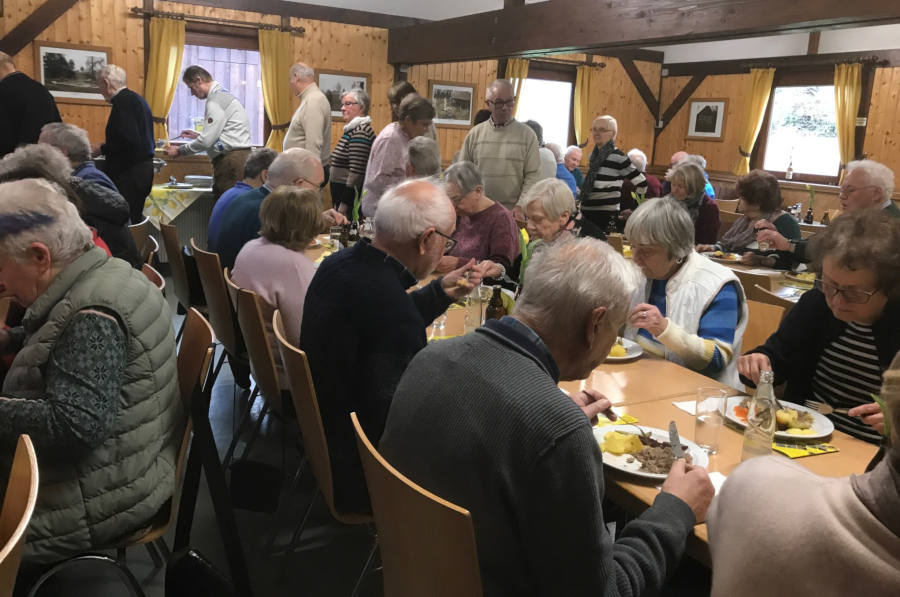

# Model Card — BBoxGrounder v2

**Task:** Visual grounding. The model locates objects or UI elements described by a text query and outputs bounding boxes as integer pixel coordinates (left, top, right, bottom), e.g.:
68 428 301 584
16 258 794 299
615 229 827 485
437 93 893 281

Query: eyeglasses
819 278 880 304
487 98 515 108
431 229 457 253
838 184 876 197
296 177 323 190
341 101 359 107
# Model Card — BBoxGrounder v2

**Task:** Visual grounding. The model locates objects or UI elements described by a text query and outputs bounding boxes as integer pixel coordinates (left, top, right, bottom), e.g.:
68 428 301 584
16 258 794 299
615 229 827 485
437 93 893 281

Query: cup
463 284 487 333
695 388 728 454
758 239 771 252
328 225 343 250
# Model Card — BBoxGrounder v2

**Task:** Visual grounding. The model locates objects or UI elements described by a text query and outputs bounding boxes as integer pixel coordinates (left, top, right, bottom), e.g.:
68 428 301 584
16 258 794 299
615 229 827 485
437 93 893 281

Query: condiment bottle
339 224 350 249
484 285 506 321
741 370 777 461
803 206 815 224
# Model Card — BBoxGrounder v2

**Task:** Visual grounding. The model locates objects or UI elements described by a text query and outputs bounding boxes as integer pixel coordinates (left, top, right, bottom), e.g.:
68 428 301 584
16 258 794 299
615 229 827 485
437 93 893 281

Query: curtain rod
128 7 306 34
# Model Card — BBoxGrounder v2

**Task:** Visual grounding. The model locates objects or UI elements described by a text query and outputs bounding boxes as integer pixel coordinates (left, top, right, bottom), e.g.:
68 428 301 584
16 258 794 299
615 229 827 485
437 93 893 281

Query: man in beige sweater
284 63 331 178
707 351 900 596
460 79 540 211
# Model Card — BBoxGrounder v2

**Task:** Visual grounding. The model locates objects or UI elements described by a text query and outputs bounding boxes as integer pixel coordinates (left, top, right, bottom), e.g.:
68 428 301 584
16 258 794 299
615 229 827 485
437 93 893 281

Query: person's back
73 160 118 192
208 181 253 251
215 186 269 269
0 71 61 156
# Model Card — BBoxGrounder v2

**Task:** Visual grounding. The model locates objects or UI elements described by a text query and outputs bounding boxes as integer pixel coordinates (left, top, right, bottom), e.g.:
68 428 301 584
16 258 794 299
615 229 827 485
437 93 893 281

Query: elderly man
546 142 577 197
166 65 252 198
283 63 332 176
564 145 584 189
757 159 900 264
207 148 276 251
405 136 441 178
40 123 117 191
381 238 714 595
215 147 344 269
300 179 486 514
0 51 60 157
93 64 155 224
460 79 540 211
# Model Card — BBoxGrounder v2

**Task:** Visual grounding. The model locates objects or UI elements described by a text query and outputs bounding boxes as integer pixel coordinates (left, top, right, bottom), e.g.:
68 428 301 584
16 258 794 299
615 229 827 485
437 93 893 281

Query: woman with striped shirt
739 210 900 444
329 87 375 217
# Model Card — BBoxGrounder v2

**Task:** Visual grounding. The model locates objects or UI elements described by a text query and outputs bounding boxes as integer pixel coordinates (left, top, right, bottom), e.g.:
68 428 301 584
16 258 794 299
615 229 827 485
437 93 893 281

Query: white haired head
845 159 894 202
624 197 695 260
97 64 126 89
406 136 442 177
627 148 648 172
289 62 315 80
266 147 322 187
39 123 92 166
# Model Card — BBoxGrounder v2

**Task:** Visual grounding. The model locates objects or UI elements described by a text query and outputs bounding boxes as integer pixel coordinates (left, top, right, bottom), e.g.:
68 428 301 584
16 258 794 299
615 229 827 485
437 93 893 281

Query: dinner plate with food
725 396 834 440
701 250 742 263
607 337 643 362
594 426 709 480
783 271 816 287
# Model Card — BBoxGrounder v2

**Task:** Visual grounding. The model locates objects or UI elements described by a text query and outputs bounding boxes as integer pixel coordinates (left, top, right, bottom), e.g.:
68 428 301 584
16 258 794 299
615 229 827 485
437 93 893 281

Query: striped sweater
330 116 376 188
580 147 647 212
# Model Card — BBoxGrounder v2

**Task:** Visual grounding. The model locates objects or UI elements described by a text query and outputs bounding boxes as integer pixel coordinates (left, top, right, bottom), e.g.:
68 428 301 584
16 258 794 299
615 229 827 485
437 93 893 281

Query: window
761 85 839 178
169 44 265 146
515 78 574 148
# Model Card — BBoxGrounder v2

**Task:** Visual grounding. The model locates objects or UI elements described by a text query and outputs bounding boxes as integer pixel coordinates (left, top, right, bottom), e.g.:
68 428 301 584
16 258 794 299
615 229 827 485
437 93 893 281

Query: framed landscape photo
317 70 370 120
686 98 728 141
429 80 475 128
34 41 111 105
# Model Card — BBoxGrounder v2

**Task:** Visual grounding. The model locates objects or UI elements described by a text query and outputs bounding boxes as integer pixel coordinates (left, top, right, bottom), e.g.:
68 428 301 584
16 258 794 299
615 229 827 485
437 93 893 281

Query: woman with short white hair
624 197 747 388
330 87 375 217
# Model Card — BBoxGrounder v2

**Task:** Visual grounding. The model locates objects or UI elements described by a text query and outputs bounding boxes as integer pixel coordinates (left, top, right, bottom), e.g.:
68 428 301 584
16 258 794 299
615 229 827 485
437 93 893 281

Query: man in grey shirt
166 65 252 198
283 62 332 184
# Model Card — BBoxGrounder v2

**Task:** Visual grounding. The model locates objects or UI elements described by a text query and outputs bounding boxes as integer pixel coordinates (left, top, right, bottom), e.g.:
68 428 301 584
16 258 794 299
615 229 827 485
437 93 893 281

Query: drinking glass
695 388 728 454
463 284 486 333
328 226 343 250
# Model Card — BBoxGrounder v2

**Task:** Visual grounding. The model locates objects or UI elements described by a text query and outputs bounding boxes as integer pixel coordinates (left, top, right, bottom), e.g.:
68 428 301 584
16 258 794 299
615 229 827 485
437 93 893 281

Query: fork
803 400 850 416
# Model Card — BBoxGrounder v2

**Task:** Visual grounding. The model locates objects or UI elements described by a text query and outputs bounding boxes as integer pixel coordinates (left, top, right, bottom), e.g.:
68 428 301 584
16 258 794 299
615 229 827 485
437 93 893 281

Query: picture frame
685 98 728 141
317 70 370 120
428 80 475 128
33 41 112 105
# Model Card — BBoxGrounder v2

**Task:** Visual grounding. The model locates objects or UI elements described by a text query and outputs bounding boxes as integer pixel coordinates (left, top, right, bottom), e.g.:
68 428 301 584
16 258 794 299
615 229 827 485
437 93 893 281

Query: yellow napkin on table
772 442 839 458
595 413 639 428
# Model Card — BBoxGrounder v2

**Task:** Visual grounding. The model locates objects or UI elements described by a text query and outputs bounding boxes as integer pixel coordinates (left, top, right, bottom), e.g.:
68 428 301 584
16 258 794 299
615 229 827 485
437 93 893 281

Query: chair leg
263 457 308 556
222 386 259 466
208 345 227 388
26 554 148 597
175 312 187 343
350 538 379 597
145 541 164 573
237 401 270 463
276 487 320 583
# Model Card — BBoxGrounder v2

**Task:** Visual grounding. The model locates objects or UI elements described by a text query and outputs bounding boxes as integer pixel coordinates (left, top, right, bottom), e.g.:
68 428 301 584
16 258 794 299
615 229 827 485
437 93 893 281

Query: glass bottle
339 224 350 249
785 159 793 180
605 213 619 236
803 206 815 224
741 370 777 461
484 285 507 321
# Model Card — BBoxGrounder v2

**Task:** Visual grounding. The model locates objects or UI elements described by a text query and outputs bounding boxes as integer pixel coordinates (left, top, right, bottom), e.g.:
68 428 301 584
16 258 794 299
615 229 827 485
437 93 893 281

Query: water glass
695 388 728 454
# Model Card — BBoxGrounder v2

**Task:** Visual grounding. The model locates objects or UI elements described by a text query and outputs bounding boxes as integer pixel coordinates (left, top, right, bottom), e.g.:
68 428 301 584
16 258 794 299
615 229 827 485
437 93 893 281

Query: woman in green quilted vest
0 178 182 563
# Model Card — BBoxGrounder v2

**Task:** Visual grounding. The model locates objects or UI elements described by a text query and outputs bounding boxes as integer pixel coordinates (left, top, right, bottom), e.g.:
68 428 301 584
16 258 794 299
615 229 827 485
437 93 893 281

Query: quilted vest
3 248 182 562
625 251 749 389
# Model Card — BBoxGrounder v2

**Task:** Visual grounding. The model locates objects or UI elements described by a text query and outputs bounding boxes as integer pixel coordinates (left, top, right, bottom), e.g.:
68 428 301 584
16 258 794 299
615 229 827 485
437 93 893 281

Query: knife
668 421 685 460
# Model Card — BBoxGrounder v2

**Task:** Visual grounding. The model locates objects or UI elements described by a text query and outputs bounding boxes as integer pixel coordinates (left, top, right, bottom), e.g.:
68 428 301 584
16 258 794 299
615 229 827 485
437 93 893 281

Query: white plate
594 426 709 480
724 397 834 440
606 337 643 363
700 251 743 264
165 182 193 189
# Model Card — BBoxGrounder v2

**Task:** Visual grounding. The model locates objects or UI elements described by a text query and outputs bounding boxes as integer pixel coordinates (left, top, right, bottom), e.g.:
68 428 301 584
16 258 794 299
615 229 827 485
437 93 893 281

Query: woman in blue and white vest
623 197 748 389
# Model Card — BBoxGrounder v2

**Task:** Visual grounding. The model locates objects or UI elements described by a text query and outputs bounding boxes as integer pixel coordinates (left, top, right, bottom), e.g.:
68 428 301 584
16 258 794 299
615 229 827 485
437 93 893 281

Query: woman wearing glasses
329 88 375 217
739 210 900 444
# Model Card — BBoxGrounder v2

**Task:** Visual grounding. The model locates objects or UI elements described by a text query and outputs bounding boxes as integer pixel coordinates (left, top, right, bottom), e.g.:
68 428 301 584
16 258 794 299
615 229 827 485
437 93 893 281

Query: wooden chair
160 223 204 341
0 435 38 597
190 240 248 390
733 269 772 297
128 217 151 264
717 198 739 213
141 263 165 292
716 209 742 240
743 299 785 352
145 235 159 265
749 283 796 318
351 412 483 597
26 309 216 597
606 233 624 255
273 311 375 594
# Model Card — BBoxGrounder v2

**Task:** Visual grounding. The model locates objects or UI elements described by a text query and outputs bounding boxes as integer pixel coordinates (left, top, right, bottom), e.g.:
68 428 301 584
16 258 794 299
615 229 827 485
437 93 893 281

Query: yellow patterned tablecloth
143 185 214 227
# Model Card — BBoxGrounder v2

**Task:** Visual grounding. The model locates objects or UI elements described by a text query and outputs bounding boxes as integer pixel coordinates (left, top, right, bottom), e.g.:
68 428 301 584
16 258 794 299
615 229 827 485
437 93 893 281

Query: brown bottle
339 224 350 248
803 207 814 224
485 285 507 321
820 211 831 226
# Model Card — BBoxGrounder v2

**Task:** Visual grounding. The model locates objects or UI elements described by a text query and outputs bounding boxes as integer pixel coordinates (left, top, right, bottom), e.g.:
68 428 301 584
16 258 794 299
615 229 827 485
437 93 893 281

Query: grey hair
290 62 315 80
627 148 648 172
593 115 618 137
266 147 321 187
342 87 370 115
514 237 636 334
407 136 441 177
97 64 126 88
846 159 894 201
522 178 575 219
666 161 707 200
373 179 455 243
0 178 92 266
624 197 695 260
39 122 92 166
0 143 73 178
486 79 514 99
564 145 582 158
684 153 707 169
546 142 563 163
444 161 483 196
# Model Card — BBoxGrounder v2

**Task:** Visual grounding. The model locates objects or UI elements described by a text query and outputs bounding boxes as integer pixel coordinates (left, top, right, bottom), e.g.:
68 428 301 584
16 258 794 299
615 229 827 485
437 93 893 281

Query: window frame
520 60 578 147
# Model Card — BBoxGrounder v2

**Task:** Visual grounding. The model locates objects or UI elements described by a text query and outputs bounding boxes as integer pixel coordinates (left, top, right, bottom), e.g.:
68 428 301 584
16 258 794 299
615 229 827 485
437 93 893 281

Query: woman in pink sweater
232 186 321 388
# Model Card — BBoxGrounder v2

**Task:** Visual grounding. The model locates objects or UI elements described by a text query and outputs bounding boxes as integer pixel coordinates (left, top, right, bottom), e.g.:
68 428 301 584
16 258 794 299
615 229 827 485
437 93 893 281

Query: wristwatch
495 263 507 279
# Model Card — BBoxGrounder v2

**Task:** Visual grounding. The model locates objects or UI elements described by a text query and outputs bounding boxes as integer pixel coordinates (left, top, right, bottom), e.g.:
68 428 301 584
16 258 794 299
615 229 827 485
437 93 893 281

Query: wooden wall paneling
862 67 900 177
634 60 661 102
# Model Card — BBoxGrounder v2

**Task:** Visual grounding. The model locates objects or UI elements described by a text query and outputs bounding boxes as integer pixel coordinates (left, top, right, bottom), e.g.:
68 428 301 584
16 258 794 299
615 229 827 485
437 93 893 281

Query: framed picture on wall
428 80 475 128
34 41 112 105
317 70 370 120
686 98 728 141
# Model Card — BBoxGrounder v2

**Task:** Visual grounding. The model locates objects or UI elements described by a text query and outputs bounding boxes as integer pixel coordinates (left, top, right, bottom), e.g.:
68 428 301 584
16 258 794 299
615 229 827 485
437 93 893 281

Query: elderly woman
579 115 647 233
329 87 376 217
436 161 519 278
624 198 747 388
697 169 800 260
0 179 181 562
739 210 900 444
362 94 435 217
666 160 720 244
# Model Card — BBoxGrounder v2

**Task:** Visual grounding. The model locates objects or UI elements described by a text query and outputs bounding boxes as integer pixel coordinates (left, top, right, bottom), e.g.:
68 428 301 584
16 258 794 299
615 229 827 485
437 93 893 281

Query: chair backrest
146 235 160 264
733 269 772 294
128 217 151 263
0 435 38 596
351 412 482 597
141 263 166 292
191 239 240 356
744 299 785 352
717 198 739 213
717 209 742 240
227 279 280 404
749 283 796 317
606 233 624 255
161 223 192 312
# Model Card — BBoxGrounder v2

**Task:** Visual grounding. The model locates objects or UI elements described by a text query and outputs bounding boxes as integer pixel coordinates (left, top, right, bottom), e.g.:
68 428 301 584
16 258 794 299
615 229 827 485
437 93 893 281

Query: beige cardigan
283 82 332 165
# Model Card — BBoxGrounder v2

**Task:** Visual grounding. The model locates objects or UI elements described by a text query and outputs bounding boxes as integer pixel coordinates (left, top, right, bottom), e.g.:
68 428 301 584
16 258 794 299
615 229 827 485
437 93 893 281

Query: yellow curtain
259 29 294 151
145 17 185 141
834 63 862 181
733 67 775 175
506 58 529 116
574 65 599 147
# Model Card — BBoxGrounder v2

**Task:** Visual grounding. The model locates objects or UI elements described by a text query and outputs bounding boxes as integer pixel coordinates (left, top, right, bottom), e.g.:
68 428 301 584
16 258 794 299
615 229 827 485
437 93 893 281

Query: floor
25 279 382 597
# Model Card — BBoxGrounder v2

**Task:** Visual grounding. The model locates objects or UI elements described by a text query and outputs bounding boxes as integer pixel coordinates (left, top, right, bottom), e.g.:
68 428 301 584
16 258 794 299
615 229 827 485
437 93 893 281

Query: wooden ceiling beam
619 57 659 118
0 0 79 56
388 0 900 65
